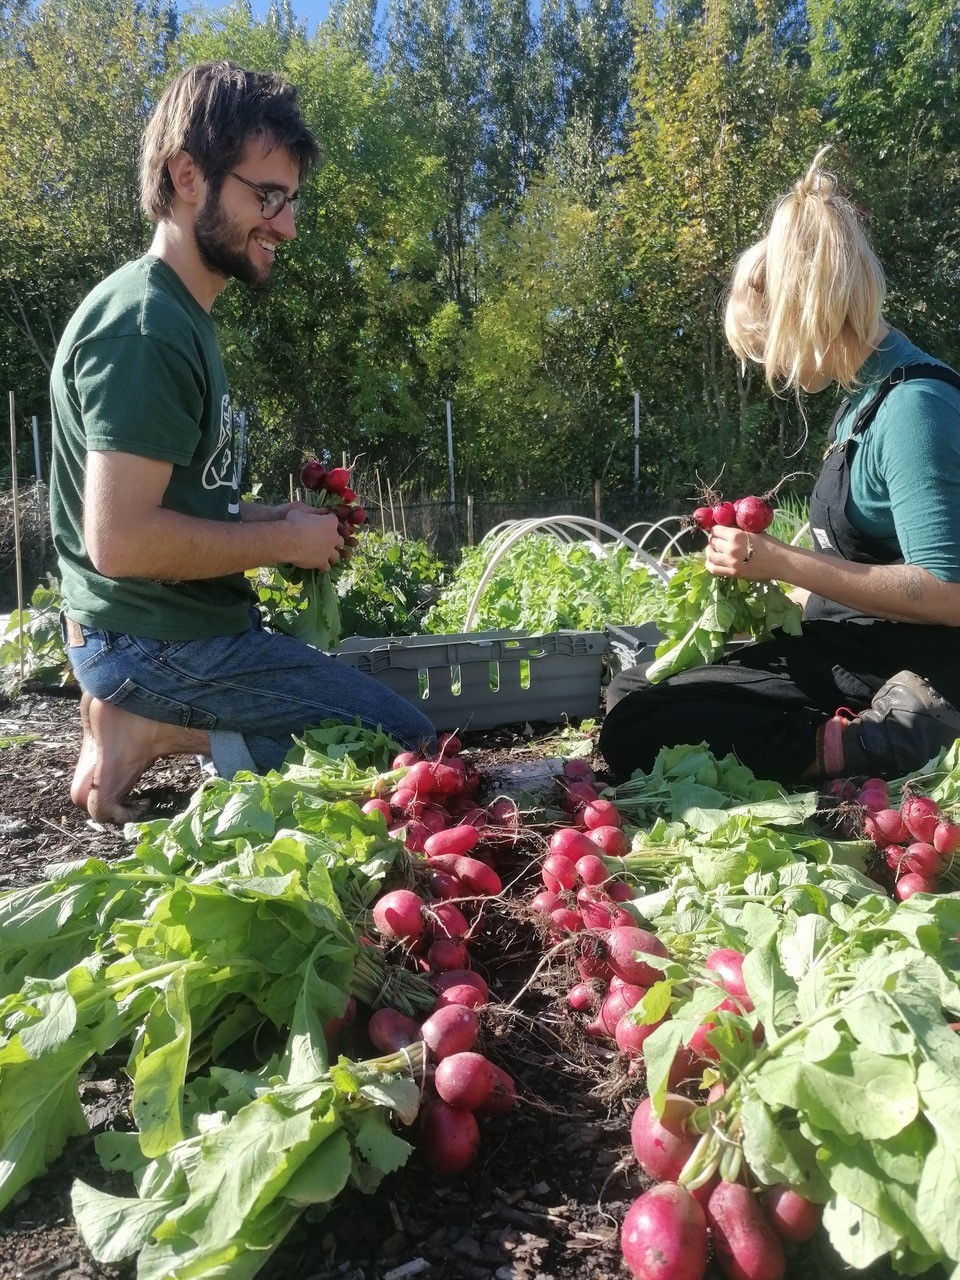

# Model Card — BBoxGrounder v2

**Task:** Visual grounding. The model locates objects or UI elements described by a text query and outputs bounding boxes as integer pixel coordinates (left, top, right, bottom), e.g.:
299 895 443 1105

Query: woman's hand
704 526 783 581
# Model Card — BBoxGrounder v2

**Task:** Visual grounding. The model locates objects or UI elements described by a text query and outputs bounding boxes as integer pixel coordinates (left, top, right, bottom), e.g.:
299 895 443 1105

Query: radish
688 997 744 1061
691 506 715 532
433 969 488 999
487 795 520 828
420 1097 480 1176
549 906 584 935
435 982 486 1010
666 1042 706 1091
368 1007 418 1053
902 842 941 878
372 889 426 946
453 856 502 896
630 1094 699 1181
734 495 774 533
576 852 611 885
434 1051 495 1110
574 934 612 980
362 797 392 822
436 732 462 757
458 805 488 830
607 879 634 902
403 819 431 852
475 1063 516 1116
706 1180 785 1280
606 926 669 986
549 826 602 862
865 808 909 845
577 886 633 930
901 794 942 843
616 1011 664 1057
582 798 623 830
762 1186 823 1244
420 1003 479 1059
586 824 630 857
426 868 463 900
425 824 482 858
430 901 471 942
427 938 469 971
895 872 938 901
390 786 424 815
563 758 597 783
712 501 737 527
568 981 601 1012
392 750 420 768
542 852 578 892
404 760 441 796
564 780 600 813
705 948 753 1011
934 820 960 856
600 983 648 1036
531 889 563 915
621 1183 709 1280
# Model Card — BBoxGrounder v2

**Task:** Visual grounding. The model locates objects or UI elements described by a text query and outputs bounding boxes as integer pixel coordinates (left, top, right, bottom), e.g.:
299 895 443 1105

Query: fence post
594 479 602 539
445 400 455 515
8 392 24 682
467 494 474 547
633 391 640 495
375 468 386 534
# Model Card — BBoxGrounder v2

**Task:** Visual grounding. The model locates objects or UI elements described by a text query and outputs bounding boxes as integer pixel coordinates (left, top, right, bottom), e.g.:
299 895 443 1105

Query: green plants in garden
423 533 667 634
0 575 71 694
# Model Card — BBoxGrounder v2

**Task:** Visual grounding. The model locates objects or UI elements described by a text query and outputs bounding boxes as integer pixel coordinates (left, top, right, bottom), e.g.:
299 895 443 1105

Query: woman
599 149 960 784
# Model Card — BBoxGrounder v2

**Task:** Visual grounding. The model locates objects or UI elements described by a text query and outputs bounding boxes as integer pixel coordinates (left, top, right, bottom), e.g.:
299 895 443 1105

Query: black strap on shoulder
827 363 960 445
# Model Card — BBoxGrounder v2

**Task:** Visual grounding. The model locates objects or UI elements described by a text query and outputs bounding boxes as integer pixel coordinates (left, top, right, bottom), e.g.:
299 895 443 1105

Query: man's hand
282 506 344 571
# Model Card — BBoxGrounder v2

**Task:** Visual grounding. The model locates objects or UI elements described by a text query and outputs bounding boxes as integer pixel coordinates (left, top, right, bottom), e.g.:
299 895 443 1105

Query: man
50 61 435 824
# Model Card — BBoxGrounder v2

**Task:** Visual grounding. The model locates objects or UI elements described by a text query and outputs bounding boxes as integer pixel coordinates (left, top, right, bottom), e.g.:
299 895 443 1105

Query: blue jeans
62 609 436 777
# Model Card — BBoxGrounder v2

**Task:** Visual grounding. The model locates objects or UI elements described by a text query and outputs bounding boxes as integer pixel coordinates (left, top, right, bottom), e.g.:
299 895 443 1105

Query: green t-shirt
833 329 960 584
50 255 255 640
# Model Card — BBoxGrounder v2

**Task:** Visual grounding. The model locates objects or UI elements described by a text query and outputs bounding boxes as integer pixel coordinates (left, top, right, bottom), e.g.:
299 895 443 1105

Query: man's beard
194 194 272 292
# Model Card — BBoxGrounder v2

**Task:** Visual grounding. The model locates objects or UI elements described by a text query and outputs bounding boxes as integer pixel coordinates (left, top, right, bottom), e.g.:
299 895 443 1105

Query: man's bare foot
70 691 98 810
82 698 211 824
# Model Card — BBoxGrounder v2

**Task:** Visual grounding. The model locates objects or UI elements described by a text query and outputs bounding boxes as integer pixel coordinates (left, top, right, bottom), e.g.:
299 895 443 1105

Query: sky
208 0 335 29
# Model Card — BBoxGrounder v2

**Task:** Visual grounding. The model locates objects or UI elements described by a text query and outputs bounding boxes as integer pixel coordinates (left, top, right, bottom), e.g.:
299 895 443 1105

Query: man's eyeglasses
226 171 301 220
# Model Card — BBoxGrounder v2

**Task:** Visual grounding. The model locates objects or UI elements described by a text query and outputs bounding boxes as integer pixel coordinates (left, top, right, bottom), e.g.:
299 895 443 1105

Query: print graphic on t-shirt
812 526 834 551
202 394 235 491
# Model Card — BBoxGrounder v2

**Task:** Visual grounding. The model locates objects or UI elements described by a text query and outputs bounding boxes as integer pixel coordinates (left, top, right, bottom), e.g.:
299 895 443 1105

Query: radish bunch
852 778 960 900
691 495 774 535
300 457 368 548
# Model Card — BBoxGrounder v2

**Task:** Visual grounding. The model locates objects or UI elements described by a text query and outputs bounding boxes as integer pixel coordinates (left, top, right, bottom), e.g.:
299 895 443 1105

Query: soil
0 691 909 1280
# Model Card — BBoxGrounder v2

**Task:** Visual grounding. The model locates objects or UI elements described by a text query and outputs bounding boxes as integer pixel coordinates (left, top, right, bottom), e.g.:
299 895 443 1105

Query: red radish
391 787 425 815
430 901 471 942
563 758 597 782
576 852 611 885
432 969 487 999
431 761 466 796
630 1094 699 1181
582 798 623 830
542 852 578 892
418 806 448 835
586 824 630 857
420 1097 480 1176
434 1051 495 1110
600 983 647 1035
403 819 431 853
323 465 352 494
857 788 889 813
475 1063 516 1116
404 760 440 796
666 1042 706 1090
895 872 938 900
550 825 606 862
368 1007 418 1053
606 926 669 986
564 780 600 812
435 983 486 1010
762 1186 823 1244
734 495 774 533
574 934 612 980
705 948 753 1011
688 997 742 1061
532 889 563 915
608 879 634 902
621 1183 709 1280
866 808 909 845
616 1012 664 1057
860 776 890 798
487 796 520 827
568 981 601 1012
372 889 426 945
427 939 469 972
549 906 584 935
706 1180 785 1280
691 506 715 532
300 459 327 490
884 844 907 871
453 856 502 896
577 886 633 930
420 1003 479 1059
436 732 462 757
712 501 737 527
362 797 392 822
392 750 420 768
901 794 942 843
426 869 464 900
934 820 960 856
902 842 941 877
459 805 489 830
323 995 356 1053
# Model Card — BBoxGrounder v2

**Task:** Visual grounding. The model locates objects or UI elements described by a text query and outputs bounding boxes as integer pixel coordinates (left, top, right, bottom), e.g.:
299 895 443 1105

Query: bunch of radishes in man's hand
299 458 367 551
691 494 774 535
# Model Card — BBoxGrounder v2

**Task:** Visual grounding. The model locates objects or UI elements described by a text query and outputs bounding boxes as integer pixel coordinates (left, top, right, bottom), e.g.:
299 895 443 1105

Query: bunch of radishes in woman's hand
300 457 367 550
851 777 960 900
692 494 774 535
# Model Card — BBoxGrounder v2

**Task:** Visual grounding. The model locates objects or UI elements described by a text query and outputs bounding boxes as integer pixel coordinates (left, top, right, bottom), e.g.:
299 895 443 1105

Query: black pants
597 620 960 784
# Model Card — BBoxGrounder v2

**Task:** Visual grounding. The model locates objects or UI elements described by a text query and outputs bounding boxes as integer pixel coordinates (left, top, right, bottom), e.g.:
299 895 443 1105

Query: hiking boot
818 670 960 780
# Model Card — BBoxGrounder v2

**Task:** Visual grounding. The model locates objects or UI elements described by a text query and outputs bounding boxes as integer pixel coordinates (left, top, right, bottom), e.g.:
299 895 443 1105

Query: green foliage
0 576 71 694
335 530 446 638
423 531 667 633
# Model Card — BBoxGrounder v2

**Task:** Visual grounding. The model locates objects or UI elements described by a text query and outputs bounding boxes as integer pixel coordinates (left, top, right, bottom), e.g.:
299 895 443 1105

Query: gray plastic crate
332 629 608 731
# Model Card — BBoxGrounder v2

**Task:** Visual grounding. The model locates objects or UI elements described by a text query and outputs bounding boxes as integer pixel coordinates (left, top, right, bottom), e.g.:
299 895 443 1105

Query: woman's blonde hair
724 147 886 391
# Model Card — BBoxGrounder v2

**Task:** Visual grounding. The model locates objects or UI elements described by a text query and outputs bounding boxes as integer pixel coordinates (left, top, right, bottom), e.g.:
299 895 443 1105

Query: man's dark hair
140 61 320 219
